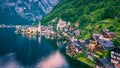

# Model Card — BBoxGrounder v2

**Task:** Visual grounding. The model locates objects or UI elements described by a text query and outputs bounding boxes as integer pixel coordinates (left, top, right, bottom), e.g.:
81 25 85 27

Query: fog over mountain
0 0 60 25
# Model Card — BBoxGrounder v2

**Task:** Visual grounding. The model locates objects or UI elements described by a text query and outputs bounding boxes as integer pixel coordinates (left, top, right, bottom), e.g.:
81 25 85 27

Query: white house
57 18 66 31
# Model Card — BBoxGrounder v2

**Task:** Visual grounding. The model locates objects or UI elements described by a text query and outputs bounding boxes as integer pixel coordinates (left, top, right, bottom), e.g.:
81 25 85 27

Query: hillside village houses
52 18 119 68
62 26 117 68
89 30 116 54
87 30 118 68
15 16 119 68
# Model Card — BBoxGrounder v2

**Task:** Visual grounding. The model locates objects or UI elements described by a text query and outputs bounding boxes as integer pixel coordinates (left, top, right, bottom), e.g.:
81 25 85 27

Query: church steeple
38 21 41 32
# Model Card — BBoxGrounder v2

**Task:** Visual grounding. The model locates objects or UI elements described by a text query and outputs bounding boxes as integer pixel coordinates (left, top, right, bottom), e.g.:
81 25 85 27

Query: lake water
0 28 91 68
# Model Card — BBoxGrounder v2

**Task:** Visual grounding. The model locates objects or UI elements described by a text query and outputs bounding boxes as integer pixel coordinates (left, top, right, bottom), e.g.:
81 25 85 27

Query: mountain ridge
0 0 60 25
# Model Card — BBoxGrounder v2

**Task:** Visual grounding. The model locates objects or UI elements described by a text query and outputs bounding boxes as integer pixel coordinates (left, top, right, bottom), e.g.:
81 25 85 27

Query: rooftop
57 19 66 27
96 58 110 66
112 46 120 53
73 41 82 50
98 37 114 50
103 30 116 37
103 30 109 33
91 34 103 41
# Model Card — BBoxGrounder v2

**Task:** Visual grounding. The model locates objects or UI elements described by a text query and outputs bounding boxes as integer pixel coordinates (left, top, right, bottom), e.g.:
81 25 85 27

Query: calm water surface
0 28 90 68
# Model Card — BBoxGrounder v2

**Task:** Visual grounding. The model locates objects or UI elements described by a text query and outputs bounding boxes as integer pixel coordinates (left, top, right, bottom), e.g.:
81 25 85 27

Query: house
79 40 87 46
96 37 115 50
89 34 103 53
66 45 71 53
71 37 78 42
87 52 94 61
111 46 120 68
70 41 83 54
102 30 116 40
74 29 80 36
62 32 68 37
26 27 38 34
57 19 66 31
69 26 74 31
67 22 71 25
15 25 20 31
64 26 69 32
75 22 79 27
96 58 115 68
79 40 88 48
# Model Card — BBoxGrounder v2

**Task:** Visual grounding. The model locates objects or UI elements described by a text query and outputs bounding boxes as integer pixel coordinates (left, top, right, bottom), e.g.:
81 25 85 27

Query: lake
0 28 91 68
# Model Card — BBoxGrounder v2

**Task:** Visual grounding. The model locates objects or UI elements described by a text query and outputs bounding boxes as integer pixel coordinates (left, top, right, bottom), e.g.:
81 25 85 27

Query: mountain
0 0 60 25
41 0 120 39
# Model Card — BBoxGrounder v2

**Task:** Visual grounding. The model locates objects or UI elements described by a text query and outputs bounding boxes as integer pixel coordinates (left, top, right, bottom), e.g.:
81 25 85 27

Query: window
115 53 118 56
113 56 116 58
111 54 114 58
117 57 120 60
111 51 114 54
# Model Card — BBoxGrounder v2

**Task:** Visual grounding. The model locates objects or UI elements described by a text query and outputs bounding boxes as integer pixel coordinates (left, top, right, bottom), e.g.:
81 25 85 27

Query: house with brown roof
96 37 115 50
89 34 103 53
102 30 116 40
69 41 83 54
89 34 115 53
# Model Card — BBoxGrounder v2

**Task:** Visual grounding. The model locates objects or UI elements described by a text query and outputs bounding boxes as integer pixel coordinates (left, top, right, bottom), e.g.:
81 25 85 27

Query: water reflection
20 34 41 43
0 53 21 68
36 51 69 68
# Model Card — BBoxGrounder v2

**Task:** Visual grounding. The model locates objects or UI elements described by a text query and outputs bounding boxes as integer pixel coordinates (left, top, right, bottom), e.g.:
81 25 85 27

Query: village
15 18 120 68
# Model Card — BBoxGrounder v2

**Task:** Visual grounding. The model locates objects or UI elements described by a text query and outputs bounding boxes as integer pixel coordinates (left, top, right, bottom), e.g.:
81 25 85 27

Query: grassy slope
41 0 120 39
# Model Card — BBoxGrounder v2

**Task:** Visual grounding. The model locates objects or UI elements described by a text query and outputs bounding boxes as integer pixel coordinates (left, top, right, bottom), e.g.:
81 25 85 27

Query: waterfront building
111 46 120 68
66 45 71 53
70 41 83 54
26 27 38 34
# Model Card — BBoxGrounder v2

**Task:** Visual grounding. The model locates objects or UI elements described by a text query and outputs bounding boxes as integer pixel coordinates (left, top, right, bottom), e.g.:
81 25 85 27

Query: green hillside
41 0 120 39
